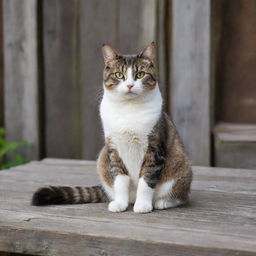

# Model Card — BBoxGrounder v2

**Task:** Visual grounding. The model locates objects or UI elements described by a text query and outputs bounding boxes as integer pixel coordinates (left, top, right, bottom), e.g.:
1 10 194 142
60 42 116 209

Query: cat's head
102 43 157 100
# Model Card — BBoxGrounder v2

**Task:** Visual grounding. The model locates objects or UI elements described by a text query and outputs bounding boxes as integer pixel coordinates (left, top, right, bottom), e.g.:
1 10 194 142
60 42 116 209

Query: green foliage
0 127 30 170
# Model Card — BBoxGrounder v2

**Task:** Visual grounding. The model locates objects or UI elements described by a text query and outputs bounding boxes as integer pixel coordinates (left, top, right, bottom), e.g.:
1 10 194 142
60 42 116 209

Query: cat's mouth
126 89 138 95
126 91 138 97
127 91 137 94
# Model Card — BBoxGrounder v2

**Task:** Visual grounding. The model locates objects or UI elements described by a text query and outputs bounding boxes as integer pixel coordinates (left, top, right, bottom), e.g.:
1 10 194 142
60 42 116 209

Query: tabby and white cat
32 43 192 213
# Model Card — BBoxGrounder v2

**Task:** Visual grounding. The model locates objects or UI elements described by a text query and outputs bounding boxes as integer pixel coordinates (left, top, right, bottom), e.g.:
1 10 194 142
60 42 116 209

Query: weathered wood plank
40 158 95 165
0 0 3 126
214 123 256 142
43 0 81 159
1 189 256 227
211 0 224 130
215 0 256 123
0 253 34 256
156 0 169 108
214 141 256 169
1 226 254 256
118 0 156 53
79 0 118 160
3 0 39 160
1 162 256 196
214 123 256 169
2 161 256 196
171 0 211 165
118 0 143 53
0 159 255 255
0 200 255 256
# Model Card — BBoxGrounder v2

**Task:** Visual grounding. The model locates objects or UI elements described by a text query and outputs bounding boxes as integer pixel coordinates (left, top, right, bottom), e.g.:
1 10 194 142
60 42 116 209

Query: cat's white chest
111 131 147 185
110 131 147 203
100 88 162 198
101 101 152 184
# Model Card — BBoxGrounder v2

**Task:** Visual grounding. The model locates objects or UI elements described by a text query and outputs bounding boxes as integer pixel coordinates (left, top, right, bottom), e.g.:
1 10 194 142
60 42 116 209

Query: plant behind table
0 127 30 170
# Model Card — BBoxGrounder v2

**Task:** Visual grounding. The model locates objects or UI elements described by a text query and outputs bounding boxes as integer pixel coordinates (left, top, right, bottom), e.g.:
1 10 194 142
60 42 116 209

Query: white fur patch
154 180 175 200
153 180 185 209
133 177 154 213
72 187 80 203
154 199 183 210
101 182 115 201
108 175 130 212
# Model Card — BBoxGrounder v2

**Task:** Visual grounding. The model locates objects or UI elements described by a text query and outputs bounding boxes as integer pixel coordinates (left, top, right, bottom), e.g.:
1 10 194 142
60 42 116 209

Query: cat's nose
127 84 134 90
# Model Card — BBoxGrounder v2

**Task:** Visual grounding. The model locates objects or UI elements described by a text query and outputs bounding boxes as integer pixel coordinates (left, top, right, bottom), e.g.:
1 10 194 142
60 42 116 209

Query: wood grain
79 0 118 160
156 0 168 107
118 0 156 53
171 0 211 165
0 253 35 256
214 123 256 169
214 141 256 169
215 0 256 123
0 0 3 126
3 0 39 160
214 123 256 142
0 159 255 255
43 0 81 159
118 0 142 53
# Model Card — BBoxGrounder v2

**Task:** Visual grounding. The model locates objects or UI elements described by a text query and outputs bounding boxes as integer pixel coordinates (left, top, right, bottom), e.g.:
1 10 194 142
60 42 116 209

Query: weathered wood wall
43 0 81 159
3 0 40 160
171 0 211 165
213 0 256 169
3 0 241 167
40 0 159 160
215 0 256 124
0 0 3 127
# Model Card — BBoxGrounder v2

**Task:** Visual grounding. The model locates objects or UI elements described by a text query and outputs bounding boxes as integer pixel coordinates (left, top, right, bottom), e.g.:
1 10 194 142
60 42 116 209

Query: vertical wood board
79 0 118 159
0 0 3 126
118 0 142 53
43 0 81 159
118 0 156 53
156 0 169 108
3 0 39 160
215 0 256 123
171 0 211 165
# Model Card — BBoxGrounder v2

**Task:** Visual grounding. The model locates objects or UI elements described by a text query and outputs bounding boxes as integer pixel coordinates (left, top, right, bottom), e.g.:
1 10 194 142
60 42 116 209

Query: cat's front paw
108 200 128 212
133 200 153 213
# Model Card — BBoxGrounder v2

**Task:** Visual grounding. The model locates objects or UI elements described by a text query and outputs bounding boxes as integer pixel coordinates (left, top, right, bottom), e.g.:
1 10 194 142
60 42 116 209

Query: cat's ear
139 42 156 61
102 44 119 65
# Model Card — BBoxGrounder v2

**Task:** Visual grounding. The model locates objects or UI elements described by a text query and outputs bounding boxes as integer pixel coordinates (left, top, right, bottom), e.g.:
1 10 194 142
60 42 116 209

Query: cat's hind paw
154 199 183 209
133 200 153 213
108 200 128 212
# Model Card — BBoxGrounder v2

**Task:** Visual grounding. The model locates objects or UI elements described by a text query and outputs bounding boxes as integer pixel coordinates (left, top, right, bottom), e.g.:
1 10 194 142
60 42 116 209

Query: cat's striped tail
31 185 108 206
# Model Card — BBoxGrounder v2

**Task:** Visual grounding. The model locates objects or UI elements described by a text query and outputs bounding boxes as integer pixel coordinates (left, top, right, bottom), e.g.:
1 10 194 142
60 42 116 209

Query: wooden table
0 158 255 256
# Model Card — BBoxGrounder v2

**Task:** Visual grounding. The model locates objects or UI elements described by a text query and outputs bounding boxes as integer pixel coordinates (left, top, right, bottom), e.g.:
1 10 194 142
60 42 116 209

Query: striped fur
32 185 108 206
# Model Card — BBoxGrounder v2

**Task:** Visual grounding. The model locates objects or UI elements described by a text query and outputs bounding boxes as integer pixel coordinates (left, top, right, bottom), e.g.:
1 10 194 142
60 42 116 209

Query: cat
32 42 192 213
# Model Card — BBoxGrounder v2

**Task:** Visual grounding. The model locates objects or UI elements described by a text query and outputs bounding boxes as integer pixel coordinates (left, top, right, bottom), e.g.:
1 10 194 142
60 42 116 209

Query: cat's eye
115 72 124 79
136 71 145 79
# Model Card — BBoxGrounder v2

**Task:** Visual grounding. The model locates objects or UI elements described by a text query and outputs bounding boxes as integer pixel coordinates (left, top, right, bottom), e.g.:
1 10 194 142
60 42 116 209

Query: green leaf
0 127 4 136
0 127 30 170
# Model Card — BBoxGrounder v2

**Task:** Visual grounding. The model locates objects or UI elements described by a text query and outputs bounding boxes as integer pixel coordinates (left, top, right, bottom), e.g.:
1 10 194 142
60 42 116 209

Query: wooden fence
1 0 212 165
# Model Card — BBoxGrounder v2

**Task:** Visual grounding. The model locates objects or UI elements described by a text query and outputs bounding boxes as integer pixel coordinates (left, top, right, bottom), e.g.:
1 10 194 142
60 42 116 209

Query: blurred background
0 0 256 169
